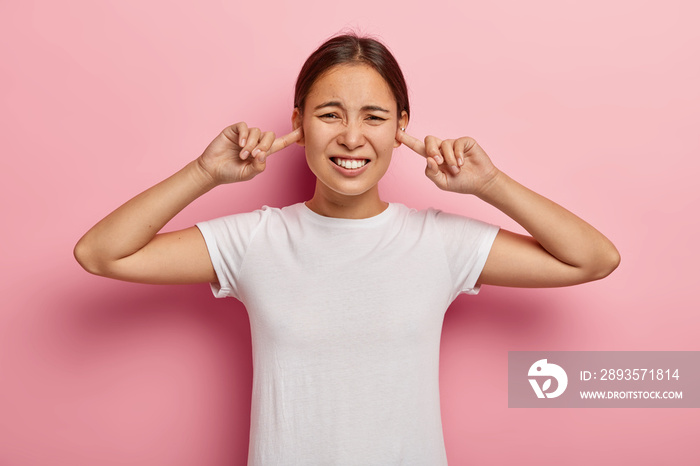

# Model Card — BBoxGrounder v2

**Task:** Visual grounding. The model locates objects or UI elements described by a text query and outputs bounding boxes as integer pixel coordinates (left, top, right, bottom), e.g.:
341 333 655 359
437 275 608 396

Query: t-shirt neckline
298 201 396 227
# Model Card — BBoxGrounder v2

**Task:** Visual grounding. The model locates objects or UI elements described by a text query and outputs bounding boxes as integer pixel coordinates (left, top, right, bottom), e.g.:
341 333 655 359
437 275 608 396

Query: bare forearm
477 170 620 275
74 160 216 271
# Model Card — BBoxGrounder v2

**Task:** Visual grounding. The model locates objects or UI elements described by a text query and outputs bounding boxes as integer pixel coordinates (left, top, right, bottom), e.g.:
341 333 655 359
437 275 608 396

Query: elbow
587 246 621 282
73 238 107 276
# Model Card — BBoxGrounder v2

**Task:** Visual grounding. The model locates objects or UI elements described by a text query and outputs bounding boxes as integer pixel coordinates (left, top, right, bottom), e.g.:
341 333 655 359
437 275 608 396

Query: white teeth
333 158 368 169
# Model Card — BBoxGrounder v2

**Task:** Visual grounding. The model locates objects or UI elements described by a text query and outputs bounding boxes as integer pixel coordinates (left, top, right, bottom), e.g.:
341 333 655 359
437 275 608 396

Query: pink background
1 0 698 465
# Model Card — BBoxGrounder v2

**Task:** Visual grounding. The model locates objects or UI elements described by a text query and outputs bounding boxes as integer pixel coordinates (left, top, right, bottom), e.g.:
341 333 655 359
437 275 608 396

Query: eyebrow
314 101 390 113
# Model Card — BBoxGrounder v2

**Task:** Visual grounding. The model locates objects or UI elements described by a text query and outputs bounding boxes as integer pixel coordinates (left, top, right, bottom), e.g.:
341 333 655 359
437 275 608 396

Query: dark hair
294 33 410 118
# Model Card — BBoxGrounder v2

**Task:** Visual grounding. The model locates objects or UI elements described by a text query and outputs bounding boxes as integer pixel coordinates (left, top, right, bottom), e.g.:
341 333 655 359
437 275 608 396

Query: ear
393 110 409 148
291 107 305 147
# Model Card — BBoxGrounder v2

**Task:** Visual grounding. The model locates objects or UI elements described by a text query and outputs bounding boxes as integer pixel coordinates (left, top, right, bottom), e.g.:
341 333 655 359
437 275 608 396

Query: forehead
305 64 396 111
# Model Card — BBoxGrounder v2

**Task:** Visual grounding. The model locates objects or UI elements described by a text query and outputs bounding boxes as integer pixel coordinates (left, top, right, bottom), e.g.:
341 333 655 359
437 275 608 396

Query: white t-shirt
196 202 499 465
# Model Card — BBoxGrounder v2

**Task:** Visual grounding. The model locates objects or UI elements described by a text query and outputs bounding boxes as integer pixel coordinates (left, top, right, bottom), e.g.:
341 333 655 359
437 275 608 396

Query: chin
323 181 378 198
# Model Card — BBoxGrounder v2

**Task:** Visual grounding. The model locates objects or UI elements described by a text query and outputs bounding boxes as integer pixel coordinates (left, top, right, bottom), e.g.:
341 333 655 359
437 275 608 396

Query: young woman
75 34 619 465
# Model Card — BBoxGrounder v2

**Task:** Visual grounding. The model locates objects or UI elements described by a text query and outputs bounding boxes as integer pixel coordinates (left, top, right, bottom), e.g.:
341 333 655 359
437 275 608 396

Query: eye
319 113 339 119
366 115 387 124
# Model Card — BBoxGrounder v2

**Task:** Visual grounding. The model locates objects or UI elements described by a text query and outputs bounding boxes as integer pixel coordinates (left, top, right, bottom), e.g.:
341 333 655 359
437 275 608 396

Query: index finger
268 127 304 155
396 129 426 157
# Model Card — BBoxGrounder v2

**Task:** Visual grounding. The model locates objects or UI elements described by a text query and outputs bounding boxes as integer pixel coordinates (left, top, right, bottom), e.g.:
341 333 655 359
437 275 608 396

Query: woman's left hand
396 129 501 196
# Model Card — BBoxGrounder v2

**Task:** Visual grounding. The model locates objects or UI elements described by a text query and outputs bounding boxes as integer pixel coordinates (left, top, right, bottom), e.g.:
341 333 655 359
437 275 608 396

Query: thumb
425 156 442 182
240 155 266 181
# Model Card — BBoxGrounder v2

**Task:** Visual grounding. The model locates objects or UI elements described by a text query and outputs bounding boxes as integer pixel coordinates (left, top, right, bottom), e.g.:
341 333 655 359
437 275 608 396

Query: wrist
190 158 221 192
474 168 507 201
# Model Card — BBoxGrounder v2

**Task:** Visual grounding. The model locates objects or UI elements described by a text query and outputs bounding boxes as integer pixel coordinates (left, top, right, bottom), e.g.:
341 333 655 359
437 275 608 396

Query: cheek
369 127 398 153
303 120 333 150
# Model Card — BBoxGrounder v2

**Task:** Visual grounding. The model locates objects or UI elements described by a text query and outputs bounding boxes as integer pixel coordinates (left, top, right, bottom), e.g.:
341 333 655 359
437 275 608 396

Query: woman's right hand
197 122 303 185
75 122 304 284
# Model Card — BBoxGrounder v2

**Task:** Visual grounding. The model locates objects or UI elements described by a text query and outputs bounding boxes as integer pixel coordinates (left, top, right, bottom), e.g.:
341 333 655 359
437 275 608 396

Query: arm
474 170 620 287
396 130 620 288
74 123 302 285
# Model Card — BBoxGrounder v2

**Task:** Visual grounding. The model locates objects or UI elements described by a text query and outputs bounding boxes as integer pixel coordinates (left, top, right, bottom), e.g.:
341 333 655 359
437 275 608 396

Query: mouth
331 157 370 170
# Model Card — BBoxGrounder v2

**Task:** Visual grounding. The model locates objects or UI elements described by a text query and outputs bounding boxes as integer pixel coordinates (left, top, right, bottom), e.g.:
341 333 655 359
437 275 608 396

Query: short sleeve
195 208 268 299
432 209 500 298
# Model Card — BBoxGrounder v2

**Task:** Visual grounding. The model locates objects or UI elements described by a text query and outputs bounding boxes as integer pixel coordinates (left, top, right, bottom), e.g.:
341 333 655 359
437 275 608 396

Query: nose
336 121 366 151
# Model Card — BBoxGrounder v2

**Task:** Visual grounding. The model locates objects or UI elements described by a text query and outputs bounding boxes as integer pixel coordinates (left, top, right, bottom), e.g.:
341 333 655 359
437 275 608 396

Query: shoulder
391 203 488 226
393 203 500 244
196 203 308 244
201 202 305 226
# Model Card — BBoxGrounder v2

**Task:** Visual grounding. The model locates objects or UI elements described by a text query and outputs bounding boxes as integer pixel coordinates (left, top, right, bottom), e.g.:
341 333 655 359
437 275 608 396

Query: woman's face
293 64 408 202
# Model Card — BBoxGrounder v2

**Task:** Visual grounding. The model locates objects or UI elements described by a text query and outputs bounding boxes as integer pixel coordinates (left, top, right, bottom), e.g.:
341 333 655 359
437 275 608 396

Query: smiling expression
293 63 408 210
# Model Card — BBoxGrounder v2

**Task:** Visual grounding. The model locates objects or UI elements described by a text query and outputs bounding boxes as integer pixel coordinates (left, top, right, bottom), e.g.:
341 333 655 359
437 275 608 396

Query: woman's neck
305 184 388 219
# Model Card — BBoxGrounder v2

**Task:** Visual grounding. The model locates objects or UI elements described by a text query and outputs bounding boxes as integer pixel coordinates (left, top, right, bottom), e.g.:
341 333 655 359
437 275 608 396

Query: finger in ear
291 108 305 146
